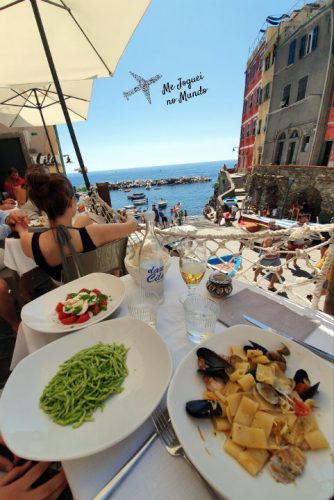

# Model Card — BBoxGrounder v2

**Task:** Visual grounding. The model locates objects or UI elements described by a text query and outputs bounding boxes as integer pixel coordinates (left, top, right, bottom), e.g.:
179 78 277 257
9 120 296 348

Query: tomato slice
60 315 77 325
55 302 64 313
293 398 310 416
92 288 101 296
75 312 90 323
79 288 89 293
91 304 101 316
58 310 69 320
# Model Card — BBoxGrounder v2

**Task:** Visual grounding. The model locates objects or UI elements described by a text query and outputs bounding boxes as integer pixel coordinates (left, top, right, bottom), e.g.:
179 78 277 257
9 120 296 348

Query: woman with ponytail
17 167 138 282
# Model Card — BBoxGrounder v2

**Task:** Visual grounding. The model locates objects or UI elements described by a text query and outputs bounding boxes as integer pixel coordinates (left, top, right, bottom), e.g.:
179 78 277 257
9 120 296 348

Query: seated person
17 167 138 282
4 168 24 199
0 197 16 211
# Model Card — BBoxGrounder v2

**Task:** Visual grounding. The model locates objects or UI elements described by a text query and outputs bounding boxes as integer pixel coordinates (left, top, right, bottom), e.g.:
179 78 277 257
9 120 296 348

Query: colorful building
262 1 334 166
323 89 334 167
253 27 278 167
237 39 265 174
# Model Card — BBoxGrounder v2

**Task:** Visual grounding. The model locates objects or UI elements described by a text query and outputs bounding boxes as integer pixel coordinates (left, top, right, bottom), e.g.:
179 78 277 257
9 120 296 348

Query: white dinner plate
167 325 334 500
0 317 172 461
21 272 126 333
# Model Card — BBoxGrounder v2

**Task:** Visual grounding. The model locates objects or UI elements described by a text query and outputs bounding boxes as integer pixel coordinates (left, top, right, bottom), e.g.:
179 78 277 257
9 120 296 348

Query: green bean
39 343 129 428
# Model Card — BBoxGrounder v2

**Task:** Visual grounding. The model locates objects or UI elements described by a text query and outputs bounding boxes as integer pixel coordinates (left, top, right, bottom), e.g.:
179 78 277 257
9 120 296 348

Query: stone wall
248 164 334 220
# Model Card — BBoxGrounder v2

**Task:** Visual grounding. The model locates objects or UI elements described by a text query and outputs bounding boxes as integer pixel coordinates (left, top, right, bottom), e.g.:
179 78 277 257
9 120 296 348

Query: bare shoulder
73 214 93 228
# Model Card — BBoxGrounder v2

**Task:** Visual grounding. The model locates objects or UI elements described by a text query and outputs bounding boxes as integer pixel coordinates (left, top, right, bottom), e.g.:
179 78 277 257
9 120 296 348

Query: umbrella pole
33 90 60 173
30 0 91 190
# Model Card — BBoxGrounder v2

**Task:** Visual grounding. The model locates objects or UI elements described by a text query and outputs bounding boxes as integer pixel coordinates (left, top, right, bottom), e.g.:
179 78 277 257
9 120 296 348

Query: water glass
126 289 160 328
183 294 220 344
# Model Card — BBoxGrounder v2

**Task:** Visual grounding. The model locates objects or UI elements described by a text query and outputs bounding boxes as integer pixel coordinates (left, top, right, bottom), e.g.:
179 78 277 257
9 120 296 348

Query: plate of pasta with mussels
167 325 333 500
0 317 172 460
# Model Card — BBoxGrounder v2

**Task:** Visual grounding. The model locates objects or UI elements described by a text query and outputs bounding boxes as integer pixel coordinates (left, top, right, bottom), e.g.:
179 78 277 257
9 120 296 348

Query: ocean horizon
67 159 236 217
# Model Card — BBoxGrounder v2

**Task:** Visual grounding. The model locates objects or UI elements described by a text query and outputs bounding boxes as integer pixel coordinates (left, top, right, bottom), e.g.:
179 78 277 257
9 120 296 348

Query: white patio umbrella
0 79 94 171
0 0 151 187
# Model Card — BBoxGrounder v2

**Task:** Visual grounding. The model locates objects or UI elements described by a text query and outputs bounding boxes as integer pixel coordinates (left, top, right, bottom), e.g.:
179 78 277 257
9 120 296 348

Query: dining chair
62 237 129 283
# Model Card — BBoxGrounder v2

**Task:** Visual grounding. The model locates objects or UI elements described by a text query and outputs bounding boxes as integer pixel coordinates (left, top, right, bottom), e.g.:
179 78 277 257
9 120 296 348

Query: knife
242 314 334 363
93 432 157 499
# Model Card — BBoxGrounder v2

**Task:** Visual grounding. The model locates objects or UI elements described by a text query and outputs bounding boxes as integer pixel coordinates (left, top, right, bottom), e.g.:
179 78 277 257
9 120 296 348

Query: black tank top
31 227 97 282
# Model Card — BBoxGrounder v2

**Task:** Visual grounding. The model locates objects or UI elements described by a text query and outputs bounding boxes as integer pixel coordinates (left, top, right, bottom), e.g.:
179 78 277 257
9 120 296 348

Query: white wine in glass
179 240 207 299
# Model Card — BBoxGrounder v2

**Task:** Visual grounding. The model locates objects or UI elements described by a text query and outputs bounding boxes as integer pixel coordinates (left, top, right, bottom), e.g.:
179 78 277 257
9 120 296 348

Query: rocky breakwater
108 176 211 190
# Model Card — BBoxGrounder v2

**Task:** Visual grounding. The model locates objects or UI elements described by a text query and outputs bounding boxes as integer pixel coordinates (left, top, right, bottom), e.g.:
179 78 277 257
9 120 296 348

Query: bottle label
146 265 164 283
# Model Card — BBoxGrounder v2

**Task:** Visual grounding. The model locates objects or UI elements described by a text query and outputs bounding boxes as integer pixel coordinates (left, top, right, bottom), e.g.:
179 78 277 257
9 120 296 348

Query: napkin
219 288 318 341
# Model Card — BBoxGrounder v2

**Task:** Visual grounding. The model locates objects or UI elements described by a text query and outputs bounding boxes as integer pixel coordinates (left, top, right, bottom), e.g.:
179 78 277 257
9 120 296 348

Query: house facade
323 89 334 167
237 40 265 174
261 1 334 166
253 27 278 167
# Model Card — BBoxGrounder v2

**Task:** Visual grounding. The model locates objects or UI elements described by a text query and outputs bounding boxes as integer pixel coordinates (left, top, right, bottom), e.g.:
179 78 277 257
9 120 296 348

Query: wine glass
179 239 207 301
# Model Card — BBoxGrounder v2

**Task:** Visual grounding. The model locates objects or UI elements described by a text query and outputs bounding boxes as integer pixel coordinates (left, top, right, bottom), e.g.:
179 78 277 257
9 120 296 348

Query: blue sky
58 0 297 173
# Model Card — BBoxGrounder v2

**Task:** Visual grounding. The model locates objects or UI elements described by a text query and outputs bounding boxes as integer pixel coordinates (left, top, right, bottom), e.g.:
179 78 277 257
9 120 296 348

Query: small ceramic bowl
206 273 233 298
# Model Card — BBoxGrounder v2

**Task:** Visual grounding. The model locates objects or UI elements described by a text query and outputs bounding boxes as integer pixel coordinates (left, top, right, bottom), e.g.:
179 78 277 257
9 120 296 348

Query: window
299 25 319 58
288 39 296 65
263 83 270 101
249 92 253 110
252 120 257 136
265 54 270 71
290 130 299 139
272 45 277 64
258 56 263 72
251 63 256 80
297 76 308 101
275 132 286 165
245 69 250 85
264 115 268 132
299 35 307 58
301 135 310 152
241 126 245 139
281 84 291 107
243 99 247 115
246 123 250 137
312 26 319 51
256 86 262 105
257 119 262 134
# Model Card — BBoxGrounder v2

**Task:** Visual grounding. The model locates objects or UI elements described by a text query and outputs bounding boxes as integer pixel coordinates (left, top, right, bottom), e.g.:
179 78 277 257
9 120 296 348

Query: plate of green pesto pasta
0 317 172 461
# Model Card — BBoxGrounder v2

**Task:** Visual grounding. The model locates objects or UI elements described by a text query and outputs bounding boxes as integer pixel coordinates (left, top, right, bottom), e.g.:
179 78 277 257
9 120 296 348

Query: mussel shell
293 369 311 385
185 399 223 418
197 347 232 382
243 340 268 355
197 347 232 369
299 382 320 401
277 343 290 356
256 382 280 405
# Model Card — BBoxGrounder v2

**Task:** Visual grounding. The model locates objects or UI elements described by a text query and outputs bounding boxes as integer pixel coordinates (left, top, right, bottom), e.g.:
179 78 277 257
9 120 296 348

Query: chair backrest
63 237 128 283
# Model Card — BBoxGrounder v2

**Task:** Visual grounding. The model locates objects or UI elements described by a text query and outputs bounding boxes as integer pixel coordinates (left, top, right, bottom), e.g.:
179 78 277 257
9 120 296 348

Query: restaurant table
4 237 37 277
9 258 334 500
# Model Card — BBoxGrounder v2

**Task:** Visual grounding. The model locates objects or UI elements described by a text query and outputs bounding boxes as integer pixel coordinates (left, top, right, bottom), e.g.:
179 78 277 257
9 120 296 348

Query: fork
151 406 221 499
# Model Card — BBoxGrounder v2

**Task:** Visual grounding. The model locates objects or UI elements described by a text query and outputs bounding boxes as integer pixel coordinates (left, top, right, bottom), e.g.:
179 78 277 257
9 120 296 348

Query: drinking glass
183 294 220 344
179 239 207 301
126 289 159 328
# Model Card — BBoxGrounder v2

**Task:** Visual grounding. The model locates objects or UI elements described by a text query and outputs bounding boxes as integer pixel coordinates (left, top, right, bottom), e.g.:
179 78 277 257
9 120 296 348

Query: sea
67 160 236 217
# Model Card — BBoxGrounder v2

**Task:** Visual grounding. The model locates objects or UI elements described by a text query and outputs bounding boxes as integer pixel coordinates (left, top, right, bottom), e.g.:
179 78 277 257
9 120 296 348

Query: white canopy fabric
0 0 151 85
0 80 93 128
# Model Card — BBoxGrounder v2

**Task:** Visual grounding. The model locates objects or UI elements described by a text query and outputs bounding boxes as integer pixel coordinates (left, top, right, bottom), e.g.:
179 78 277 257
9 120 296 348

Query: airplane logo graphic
123 71 162 104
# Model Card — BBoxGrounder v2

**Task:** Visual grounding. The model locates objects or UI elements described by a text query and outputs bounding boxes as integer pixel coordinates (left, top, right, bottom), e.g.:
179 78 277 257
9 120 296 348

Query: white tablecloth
10 258 334 500
4 238 37 277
